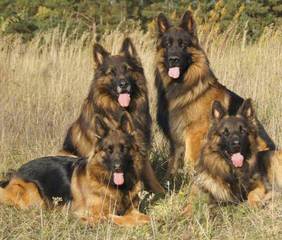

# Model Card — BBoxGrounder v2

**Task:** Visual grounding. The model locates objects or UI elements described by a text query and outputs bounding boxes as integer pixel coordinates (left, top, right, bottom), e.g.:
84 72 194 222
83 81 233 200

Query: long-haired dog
184 99 282 215
0 113 150 226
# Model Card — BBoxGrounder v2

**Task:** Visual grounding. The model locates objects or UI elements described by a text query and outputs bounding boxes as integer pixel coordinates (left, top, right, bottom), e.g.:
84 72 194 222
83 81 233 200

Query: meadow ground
0 27 281 239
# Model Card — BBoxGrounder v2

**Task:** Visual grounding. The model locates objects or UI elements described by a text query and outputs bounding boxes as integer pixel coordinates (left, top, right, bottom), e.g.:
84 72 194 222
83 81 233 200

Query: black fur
155 70 171 139
62 131 80 156
14 156 80 205
226 91 275 149
257 150 274 192
226 89 244 115
0 180 9 188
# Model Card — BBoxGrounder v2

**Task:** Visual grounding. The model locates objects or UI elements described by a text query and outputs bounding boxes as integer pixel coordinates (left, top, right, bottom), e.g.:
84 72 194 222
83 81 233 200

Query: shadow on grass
140 150 191 212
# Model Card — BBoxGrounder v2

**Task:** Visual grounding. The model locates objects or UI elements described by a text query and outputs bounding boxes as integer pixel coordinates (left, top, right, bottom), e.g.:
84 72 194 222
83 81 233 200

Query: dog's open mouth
168 67 180 79
230 152 244 168
117 85 131 108
113 172 124 186
118 93 131 108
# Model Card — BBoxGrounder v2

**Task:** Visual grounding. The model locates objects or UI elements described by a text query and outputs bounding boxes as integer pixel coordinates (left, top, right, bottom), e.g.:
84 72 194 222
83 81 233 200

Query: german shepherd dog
61 38 164 193
184 99 267 210
0 114 150 226
155 11 275 176
184 100 282 215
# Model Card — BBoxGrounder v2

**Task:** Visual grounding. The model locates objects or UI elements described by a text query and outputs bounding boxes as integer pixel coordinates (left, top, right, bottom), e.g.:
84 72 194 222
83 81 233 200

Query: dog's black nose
231 136 240 148
168 56 180 66
118 79 128 88
114 163 122 170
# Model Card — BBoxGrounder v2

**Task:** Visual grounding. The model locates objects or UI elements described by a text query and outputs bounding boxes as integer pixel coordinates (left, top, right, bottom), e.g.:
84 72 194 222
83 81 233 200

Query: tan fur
265 150 282 190
195 172 232 202
247 180 266 207
0 178 44 209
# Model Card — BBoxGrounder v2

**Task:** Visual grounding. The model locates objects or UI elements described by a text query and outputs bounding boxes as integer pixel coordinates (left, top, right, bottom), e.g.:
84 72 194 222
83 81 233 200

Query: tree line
0 0 281 41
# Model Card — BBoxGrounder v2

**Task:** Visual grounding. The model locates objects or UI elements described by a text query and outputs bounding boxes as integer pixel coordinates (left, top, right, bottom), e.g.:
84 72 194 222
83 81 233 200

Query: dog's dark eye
120 145 128 153
107 145 113 154
178 39 185 48
239 125 247 134
120 145 124 153
164 39 172 48
123 63 130 71
222 128 229 137
106 67 116 75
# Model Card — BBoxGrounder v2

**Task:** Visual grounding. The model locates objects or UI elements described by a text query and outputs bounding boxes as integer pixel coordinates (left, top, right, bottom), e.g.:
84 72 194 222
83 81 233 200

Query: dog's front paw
110 212 150 227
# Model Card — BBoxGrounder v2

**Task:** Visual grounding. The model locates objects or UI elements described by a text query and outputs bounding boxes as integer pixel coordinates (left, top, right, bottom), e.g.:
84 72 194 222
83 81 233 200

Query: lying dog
184 99 269 214
0 113 149 227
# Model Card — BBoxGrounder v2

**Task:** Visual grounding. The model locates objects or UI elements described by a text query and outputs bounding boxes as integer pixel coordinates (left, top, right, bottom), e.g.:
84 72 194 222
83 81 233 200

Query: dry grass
0 26 282 239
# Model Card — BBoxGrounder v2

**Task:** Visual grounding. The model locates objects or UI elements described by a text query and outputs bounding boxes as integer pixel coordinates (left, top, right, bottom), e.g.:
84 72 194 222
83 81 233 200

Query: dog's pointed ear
120 38 138 59
211 101 227 122
119 112 134 135
157 13 171 34
93 43 110 67
238 99 255 120
95 115 109 139
179 11 197 37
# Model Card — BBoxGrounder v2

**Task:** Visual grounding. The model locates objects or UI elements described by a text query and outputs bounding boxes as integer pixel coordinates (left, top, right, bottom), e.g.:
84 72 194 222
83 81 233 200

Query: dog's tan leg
184 124 207 173
110 208 150 227
79 213 107 225
73 202 109 225
247 181 266 208
166 145 185 178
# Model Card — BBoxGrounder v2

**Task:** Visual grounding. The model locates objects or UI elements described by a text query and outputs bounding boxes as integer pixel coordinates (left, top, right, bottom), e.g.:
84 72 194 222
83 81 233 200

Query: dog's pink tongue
231 153 244 168
113 172 124 186
168 67 180 79
118 93 131 107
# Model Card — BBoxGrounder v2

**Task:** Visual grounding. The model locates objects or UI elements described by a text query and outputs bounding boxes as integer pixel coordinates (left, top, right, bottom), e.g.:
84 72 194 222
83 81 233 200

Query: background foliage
0 0 281 41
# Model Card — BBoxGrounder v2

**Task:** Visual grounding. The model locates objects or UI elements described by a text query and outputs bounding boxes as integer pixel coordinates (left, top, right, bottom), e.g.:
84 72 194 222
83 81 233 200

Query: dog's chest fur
196 154 258 203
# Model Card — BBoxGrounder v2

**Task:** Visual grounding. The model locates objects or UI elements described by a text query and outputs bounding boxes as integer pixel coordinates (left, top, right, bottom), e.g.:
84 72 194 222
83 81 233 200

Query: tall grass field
0 25 281 239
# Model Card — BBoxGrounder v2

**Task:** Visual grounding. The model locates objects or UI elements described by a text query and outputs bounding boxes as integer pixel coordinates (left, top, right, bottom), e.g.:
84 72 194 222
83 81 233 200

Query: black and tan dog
0 113 150 226
184 100 282 214
61 37 164 193
186 99 266 209
155 11 275 176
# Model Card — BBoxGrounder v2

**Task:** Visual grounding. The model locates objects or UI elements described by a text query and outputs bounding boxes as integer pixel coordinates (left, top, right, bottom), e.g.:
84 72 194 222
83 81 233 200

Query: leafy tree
0 0 281 41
